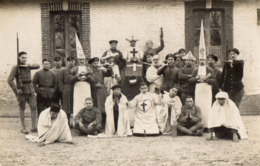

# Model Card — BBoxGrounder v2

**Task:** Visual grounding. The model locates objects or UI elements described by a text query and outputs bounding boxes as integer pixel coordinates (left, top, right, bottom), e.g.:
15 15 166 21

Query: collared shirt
74 107 102 126
7 64 40 94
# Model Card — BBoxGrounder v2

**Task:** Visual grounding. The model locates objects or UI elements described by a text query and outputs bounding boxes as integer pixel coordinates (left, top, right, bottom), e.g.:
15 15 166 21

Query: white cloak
37 108 72 144
157 93 182 132
73 66 92 118
105 93 132 137
146 65 163 93
128 92 162 135
195 82 212 127
209 99 248 139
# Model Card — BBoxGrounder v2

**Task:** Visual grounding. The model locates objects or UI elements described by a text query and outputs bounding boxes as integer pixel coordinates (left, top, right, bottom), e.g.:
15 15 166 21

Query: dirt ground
0 116 259 166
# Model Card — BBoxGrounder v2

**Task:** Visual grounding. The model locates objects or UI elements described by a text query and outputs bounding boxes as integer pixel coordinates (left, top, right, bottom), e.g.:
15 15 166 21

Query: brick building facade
0 0 260 113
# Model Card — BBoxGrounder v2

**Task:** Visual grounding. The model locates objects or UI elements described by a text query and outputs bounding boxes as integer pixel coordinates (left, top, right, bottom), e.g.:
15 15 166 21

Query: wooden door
193 9 224 65
51 11 82 66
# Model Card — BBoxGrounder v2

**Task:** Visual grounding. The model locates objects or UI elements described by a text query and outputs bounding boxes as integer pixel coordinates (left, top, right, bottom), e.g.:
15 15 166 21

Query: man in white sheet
146 55 163 93
105 84 132 137
207 92 248 142
37 103 73 146
127 82 162 136
158 86 182 136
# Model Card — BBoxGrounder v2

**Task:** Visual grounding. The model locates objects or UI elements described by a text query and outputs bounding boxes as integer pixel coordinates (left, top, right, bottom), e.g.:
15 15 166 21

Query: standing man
33 59 58 117
174 49 186 69
59 56 75 126
127 82 162 136
157 54 179 92
207 54 222 103
146 55 163 93
7 51 40 134
123 36 143 62
143 27 164 62
50 56 63 104
177 96 204 136
102 40 125 73
190 56 213 130
69 56 95 118
89 57 111 128
105 84 132 137
101 54 121 95
220 48 244 108
50 56 63 76
178 51 196 104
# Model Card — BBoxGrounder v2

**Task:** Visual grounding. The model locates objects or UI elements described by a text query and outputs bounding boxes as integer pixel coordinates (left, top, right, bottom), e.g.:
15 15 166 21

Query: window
51 11 82 66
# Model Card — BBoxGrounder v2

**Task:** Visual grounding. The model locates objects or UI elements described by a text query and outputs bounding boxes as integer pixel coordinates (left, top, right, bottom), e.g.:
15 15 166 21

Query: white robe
105 93 132 137
157 93 182 132
195 66 212 128
37 108 72 144
123 47 143 62
128 92 161 135
73 66 91 118
146 65 163 93
104 64 120 95
209 99 248 139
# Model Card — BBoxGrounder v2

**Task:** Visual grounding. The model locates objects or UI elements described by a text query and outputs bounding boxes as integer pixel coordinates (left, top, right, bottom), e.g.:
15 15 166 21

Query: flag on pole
75 33 85 59
199 20 206 60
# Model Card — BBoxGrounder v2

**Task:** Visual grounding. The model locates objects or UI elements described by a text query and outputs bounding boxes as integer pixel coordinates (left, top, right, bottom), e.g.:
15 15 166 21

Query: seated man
105 84 132 137
158 86 182 136
74 97 102 135
207 92 248 142
37 103 73 146
127 82 162 136
177 96 204 136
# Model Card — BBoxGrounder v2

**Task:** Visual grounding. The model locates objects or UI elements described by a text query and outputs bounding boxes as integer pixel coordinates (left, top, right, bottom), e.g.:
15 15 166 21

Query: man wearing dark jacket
33 58 58 117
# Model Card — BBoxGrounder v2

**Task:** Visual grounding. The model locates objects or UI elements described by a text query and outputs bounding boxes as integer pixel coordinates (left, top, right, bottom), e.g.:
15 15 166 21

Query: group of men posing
7 32 248 146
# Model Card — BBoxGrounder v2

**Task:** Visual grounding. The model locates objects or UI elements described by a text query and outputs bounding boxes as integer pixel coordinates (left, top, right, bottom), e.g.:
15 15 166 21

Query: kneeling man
105 84 132 136
177 96 204 136
128 82 162 136
74 97 103 135
37 103 73 146
207 92 248 142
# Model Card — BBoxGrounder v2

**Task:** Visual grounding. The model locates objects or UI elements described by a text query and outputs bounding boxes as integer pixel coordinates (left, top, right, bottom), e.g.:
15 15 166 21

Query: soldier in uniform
7 51 40 134
33 59 58 117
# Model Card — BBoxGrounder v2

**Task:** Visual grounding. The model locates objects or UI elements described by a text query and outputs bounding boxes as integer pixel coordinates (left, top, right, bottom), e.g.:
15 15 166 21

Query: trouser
37 96 52 117
102 113 106 129
228 88 244 108
75 123 102 135
16 93 37 129
210 126 238 139
177 122 204 136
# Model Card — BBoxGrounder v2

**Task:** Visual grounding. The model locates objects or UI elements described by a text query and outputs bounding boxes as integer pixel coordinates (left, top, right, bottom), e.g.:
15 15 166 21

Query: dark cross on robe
141 102 147 112
130 48 138 57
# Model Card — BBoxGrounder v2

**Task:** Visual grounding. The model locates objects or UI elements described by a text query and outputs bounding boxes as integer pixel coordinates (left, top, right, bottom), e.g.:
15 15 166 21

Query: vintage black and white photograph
0 0 259 165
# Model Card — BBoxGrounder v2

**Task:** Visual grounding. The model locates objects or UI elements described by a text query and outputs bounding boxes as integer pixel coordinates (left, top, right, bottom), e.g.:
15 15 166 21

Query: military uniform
7 64 40 131
74 107 102 134
33 69 58 117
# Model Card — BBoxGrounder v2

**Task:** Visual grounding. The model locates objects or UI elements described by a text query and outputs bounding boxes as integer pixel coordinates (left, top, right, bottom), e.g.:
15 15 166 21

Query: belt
22 80 32 84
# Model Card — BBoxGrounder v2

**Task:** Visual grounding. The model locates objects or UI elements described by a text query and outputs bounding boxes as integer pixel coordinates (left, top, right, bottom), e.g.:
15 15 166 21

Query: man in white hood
207 92 248 142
